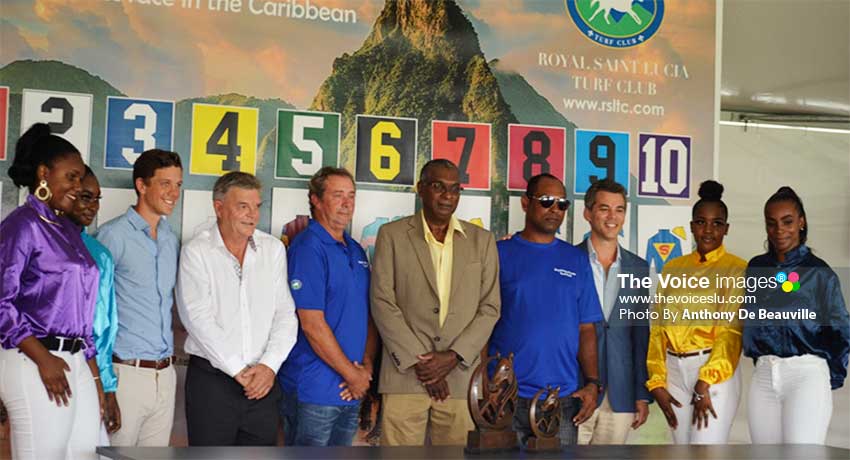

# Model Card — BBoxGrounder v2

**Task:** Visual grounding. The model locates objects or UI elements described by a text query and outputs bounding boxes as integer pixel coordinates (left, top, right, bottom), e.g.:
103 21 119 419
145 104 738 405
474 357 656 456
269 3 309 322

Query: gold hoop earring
34 180 52 202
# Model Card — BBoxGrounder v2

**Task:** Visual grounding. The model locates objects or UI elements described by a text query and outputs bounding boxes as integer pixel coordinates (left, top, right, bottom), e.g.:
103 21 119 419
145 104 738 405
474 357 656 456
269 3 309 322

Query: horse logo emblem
565 0 665 48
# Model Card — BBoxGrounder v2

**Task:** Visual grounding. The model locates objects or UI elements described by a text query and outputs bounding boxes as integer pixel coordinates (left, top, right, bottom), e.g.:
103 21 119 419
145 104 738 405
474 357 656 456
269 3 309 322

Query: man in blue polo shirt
489 173 603 448
279 166 378 446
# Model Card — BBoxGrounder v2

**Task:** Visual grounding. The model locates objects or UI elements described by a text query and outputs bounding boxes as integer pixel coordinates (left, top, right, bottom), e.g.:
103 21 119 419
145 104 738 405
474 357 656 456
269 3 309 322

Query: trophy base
526 435 561 452
464 429 518 454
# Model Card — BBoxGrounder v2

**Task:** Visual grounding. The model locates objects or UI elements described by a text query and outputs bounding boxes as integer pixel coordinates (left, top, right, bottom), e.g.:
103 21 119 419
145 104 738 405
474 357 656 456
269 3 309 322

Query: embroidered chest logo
554 268 577 278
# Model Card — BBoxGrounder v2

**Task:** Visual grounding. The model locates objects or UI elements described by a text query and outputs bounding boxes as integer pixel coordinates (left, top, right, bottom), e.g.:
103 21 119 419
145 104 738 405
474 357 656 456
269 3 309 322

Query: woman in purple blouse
0 123 105 459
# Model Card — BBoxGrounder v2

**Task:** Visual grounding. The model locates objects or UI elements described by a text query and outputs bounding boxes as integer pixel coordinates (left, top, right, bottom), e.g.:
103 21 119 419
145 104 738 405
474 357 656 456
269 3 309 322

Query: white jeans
0 348 100 459
665 351 741 444
748 354 832 444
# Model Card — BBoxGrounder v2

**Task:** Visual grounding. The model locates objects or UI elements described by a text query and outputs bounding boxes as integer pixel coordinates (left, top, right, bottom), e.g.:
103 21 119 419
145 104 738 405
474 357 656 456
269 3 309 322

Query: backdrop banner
0 0 717 256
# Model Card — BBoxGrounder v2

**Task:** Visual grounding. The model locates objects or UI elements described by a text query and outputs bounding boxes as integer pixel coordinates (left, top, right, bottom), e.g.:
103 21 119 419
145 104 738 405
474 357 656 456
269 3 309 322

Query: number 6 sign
355 115 417 186
638 133 691 199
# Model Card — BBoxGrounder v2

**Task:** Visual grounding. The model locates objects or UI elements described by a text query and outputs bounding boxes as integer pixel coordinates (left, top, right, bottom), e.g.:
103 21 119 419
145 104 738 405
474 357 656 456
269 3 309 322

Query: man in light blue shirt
96 149 183 447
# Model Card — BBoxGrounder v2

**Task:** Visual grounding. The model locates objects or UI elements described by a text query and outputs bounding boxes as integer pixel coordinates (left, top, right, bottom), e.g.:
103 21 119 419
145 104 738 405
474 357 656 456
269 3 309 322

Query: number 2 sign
507 124 566 191
638 133 691 199
190 103 258 176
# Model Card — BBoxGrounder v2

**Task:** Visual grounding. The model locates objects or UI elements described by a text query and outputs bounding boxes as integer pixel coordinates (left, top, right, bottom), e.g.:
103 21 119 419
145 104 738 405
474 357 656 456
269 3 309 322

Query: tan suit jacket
370 211 501 397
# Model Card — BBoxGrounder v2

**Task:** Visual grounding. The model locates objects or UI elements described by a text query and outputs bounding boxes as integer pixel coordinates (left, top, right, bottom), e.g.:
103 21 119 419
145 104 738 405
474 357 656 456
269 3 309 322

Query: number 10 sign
638 133 691 199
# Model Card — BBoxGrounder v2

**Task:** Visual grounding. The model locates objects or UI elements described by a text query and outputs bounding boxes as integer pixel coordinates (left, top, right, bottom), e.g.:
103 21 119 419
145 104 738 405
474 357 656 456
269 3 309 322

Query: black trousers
185 355 281 446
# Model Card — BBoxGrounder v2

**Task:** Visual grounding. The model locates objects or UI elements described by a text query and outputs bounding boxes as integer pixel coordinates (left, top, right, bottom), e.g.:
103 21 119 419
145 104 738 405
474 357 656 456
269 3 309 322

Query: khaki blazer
370 211 501 397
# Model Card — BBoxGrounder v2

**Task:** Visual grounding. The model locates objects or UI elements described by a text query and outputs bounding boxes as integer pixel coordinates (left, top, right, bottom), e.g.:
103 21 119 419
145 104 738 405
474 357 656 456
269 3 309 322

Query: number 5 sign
507 124 566 191
190 103 258 176
105 97 174 169
638 133 691 199
355 115 417 186
275 109 340 180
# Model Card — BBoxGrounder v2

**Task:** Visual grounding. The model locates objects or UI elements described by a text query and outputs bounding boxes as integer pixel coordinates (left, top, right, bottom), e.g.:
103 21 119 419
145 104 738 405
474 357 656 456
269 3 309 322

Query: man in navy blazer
576 179 653 444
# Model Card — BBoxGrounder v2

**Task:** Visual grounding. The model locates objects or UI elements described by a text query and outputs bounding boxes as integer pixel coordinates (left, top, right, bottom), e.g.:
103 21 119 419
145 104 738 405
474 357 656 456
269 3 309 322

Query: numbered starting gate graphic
275 109 340 180
507 124 566 191
190 103 259 176
574 129 630 195
431 120 491 191
21 89 93 163
638 133 692 199
355 115 417 186
104 97 174 169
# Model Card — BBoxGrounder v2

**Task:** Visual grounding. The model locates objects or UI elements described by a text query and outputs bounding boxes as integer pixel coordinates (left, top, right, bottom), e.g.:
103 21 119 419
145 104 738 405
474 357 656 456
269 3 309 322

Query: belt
38 336 86 354
667 348 712 358
113 354 176 370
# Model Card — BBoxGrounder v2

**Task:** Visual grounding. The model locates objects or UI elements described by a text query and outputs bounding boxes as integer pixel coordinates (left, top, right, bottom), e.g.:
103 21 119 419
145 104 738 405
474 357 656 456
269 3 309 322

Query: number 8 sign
507 124 566 191
638 133 691 199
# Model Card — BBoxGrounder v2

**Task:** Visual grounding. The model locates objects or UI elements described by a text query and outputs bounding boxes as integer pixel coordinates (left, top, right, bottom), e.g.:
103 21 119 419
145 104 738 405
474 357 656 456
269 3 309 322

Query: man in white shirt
176 171 298 446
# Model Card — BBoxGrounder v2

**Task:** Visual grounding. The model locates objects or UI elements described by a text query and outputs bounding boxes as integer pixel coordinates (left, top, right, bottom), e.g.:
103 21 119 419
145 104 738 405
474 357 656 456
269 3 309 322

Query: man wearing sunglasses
371 159 500 446
488 173 603 448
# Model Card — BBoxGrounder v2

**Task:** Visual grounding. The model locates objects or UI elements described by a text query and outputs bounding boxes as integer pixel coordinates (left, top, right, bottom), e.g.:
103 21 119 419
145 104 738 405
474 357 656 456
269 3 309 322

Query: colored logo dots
777 271 800 292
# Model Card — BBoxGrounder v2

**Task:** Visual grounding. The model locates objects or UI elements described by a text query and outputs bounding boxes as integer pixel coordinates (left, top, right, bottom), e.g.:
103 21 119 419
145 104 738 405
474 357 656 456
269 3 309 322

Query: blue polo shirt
279 220 370 406
488 234 603 399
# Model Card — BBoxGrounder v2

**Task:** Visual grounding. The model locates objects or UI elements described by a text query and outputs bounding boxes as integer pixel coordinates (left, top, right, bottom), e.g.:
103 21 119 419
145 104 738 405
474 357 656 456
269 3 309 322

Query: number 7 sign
431 120 491 191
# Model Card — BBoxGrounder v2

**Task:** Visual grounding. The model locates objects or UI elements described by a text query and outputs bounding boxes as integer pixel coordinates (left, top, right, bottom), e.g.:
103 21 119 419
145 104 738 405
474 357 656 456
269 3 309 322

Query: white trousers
577 394 635 444
748 354 832 444
108 362 176 446
0 347 100 459
666 351 741 444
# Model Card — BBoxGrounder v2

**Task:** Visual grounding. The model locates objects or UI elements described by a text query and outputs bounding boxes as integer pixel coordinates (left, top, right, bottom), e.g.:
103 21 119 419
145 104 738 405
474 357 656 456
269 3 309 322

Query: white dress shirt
177 224 298 377
587 240 622 321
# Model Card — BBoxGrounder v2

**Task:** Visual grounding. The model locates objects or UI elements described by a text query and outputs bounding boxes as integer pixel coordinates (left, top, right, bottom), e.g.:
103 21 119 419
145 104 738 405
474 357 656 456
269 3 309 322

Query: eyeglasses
529 195 570 211
427 181 463 195
78 193 102 205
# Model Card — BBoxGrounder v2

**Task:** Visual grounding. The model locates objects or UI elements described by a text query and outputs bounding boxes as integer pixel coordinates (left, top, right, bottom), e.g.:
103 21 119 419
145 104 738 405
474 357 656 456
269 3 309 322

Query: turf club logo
565 0 665 48
776 271 800 293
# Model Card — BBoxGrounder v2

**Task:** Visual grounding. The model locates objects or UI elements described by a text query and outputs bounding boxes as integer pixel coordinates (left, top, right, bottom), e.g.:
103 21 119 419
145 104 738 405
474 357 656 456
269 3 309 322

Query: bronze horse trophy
527 385 562 452
465 353 519 453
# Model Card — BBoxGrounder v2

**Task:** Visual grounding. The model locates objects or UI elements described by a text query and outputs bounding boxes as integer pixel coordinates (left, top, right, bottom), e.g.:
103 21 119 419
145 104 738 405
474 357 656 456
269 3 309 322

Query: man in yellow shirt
370 159 501 446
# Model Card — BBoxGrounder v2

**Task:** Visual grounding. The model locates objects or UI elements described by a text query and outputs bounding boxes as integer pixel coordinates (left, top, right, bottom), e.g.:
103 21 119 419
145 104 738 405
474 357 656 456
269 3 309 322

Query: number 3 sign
105 97 174 169
190 103 259 176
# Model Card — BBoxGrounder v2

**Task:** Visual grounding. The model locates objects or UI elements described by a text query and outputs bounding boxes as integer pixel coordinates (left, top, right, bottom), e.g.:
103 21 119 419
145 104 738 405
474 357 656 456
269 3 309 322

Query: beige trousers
577 395 635 445
380 394 474 446
108 363 176 446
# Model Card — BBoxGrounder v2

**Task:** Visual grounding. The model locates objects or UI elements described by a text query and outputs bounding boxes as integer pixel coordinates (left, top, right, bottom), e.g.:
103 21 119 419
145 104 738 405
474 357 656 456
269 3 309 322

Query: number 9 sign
355 115 417 186
574 129 630 195
638 133 691 199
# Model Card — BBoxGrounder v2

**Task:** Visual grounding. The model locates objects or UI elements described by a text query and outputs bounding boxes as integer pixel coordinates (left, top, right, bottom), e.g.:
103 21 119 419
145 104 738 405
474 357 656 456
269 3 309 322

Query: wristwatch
585 378 603 393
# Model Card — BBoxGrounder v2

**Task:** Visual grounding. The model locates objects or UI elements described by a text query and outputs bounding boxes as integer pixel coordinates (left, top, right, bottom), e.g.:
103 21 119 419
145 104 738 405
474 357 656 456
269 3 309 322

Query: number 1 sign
638 133 691 199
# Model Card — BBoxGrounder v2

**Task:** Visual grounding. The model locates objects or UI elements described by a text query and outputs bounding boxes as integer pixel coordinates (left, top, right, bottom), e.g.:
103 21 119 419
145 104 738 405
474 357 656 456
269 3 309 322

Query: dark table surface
96 444 850 460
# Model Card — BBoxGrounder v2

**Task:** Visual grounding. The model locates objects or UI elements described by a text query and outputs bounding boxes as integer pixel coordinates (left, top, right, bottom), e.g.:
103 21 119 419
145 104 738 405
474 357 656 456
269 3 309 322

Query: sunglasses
528 194 570 211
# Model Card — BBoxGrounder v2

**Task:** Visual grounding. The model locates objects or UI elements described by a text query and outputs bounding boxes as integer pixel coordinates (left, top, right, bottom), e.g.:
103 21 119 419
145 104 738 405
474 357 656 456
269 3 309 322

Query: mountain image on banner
309 0 518 230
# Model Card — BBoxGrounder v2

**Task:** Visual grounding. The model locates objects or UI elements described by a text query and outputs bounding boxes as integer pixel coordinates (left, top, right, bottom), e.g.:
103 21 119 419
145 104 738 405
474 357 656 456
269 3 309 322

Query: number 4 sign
638 133 691 199
275 109 340 180
190 103 259 176
105 97 174 169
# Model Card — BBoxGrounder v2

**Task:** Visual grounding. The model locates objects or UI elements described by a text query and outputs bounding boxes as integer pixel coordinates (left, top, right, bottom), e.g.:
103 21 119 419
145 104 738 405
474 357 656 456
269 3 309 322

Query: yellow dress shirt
422 213 466 327
646 245 747 391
